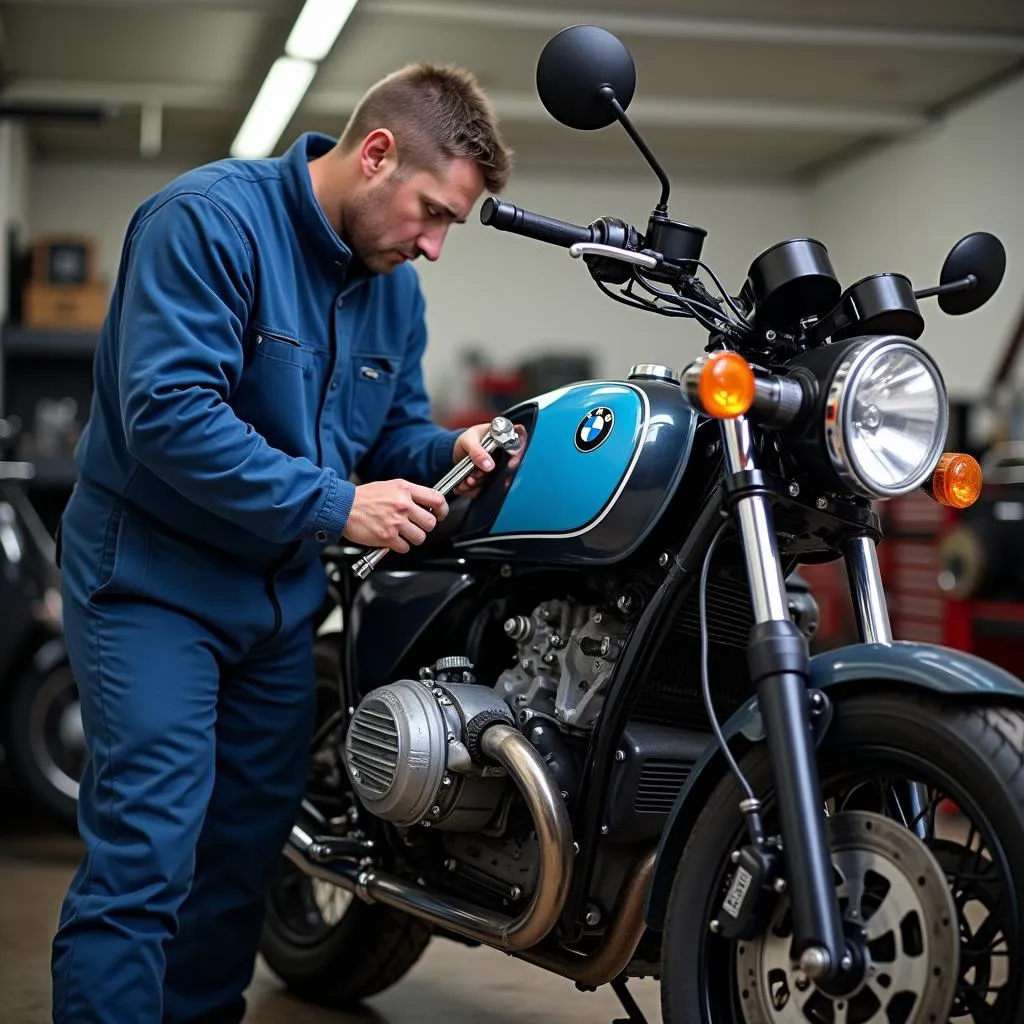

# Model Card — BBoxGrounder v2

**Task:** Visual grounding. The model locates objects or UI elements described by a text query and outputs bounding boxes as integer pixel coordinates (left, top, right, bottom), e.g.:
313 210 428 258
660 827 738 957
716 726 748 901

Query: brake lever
569 242 660 270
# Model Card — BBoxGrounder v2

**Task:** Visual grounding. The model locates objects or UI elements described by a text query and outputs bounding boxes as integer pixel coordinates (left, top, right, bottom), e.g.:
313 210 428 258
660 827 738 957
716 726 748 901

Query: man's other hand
343 480 448 553
452 422 527 498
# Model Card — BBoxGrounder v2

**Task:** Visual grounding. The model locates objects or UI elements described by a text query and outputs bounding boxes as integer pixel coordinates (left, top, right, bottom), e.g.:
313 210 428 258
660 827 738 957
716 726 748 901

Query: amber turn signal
926 452 983 509
697 351 756 419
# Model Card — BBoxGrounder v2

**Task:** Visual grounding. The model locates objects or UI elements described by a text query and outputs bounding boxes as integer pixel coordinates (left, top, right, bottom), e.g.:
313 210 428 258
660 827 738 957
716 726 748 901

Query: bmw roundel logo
575 406 614 453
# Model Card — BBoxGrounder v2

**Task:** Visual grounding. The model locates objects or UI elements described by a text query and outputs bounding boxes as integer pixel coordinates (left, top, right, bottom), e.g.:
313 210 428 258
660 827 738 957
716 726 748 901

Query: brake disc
735 810 959 1024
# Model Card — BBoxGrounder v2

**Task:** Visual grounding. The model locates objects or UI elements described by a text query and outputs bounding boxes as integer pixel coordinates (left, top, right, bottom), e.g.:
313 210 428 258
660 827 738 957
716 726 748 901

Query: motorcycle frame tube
720 415 846 973
560 481 730 938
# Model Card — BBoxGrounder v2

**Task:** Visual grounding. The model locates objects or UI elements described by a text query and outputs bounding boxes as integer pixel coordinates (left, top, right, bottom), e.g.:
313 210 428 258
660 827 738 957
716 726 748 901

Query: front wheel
661 693 1024 1024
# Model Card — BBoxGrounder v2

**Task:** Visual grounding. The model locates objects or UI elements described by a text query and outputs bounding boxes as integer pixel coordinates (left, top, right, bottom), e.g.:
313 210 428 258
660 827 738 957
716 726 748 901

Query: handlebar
480 197 598 249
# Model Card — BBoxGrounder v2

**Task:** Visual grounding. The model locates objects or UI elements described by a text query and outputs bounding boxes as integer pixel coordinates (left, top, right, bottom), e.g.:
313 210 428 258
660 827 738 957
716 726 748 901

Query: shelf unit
0 324 98 535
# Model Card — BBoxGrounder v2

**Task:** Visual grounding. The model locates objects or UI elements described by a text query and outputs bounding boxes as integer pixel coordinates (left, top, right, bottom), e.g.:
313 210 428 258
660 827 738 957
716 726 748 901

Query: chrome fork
719 415 847 977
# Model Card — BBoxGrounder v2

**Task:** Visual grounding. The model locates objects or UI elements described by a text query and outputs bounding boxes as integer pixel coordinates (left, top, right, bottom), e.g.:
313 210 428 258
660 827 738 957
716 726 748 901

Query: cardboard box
22 281 108 331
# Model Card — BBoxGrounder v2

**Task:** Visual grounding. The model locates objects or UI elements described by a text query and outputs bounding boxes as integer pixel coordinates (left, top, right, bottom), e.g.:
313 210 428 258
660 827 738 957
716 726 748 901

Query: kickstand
611 977 648 1024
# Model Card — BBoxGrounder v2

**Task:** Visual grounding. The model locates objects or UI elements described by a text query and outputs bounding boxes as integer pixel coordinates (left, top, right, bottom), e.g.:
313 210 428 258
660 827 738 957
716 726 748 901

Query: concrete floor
0 802 663 1024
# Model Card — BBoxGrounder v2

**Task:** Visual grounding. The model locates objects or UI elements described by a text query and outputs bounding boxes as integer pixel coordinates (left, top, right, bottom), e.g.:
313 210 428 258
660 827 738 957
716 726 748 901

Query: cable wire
700 518 758 806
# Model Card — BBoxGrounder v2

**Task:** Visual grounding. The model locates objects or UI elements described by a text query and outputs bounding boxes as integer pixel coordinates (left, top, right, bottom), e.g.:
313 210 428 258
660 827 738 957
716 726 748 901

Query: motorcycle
0 422 82 826
261 25 1024 1024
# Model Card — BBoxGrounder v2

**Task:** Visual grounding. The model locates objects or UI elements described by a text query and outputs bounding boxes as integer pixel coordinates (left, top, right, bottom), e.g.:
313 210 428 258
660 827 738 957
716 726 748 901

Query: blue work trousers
50 480 321 1023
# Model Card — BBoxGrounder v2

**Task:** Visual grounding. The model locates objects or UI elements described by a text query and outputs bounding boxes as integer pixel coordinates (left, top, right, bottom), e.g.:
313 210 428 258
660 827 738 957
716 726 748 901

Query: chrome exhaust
284 723 574 951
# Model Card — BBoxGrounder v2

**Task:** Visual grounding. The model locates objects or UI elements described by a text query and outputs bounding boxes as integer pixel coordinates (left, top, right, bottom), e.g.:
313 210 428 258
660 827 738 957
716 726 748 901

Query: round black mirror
938 231 1006 315
536 25 636 131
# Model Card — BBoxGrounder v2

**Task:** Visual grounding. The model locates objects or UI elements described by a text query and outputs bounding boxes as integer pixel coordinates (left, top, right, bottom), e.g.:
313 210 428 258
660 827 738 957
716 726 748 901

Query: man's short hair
339 62 513 195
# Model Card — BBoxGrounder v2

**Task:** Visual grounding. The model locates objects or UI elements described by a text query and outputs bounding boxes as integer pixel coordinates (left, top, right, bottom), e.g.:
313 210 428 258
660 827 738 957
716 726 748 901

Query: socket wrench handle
351 416 520 579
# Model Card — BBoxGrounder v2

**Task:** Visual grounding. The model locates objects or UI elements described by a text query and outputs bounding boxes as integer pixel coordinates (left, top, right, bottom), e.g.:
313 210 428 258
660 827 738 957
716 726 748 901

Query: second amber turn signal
926 452 983 509
697 351 756 419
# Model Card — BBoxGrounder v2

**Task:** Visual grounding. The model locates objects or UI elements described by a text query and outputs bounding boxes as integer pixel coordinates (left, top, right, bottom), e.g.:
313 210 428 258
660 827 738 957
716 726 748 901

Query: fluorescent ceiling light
230 56 317 159
286 0 360 62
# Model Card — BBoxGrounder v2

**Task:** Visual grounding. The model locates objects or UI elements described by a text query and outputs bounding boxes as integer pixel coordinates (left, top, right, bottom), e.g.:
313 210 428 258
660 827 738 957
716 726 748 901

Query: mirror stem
914 273 977 300
599 87 671 212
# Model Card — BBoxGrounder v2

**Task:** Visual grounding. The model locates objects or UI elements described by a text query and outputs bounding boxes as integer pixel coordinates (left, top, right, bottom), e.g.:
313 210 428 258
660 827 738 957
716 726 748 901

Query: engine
344 657 515 831
497 598 632 731
344 597 629 833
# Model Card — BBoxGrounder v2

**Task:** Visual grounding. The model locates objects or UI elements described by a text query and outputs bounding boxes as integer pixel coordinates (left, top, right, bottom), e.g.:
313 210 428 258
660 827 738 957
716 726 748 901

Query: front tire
661 692 1024 1023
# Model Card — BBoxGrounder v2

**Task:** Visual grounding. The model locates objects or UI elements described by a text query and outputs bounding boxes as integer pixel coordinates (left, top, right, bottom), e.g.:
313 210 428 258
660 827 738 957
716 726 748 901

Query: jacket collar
278 131 370 284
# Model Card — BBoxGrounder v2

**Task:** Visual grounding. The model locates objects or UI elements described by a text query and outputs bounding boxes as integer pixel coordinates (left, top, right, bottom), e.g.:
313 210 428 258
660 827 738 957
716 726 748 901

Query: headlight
824 337 948 498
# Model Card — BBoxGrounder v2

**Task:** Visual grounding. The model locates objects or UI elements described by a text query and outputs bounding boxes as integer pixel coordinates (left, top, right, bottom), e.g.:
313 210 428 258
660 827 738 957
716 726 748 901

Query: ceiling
1 0 1023 181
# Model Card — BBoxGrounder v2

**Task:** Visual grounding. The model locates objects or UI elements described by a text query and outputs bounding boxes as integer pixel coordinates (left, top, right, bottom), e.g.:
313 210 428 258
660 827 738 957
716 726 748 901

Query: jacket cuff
312 476 356 542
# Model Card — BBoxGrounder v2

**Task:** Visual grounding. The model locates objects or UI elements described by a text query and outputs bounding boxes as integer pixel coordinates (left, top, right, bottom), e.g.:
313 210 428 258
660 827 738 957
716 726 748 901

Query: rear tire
261 867 432 1006
260 638 432 1006
661 692 1024 1023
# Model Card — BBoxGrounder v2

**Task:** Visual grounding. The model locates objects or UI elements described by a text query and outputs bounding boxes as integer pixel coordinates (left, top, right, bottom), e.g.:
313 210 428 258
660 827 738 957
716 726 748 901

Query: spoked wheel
661 694 1024 1024
260 639 431 1006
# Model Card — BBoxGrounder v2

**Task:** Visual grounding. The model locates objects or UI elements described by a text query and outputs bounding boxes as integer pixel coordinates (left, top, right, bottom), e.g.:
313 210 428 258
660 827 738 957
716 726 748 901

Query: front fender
644 641 1024 931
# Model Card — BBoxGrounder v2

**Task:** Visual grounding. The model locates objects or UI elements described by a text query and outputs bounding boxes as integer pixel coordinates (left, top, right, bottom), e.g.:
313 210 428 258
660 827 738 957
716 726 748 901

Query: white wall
27 161 189 289
416 174 810 405
810 72 1024 402
0 121 32 321
25 161 810 411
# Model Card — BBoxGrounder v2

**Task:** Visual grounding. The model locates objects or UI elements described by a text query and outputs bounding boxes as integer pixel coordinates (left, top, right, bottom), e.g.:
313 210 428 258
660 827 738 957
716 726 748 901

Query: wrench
351 416 520 579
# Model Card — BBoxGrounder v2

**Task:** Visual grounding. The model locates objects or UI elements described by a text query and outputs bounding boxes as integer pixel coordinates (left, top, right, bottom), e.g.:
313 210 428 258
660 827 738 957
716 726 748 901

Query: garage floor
0 806 663 1024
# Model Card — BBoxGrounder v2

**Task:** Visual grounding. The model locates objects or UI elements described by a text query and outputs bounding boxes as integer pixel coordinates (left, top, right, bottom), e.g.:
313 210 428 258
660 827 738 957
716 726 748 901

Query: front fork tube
844 536 929 841
721 417 847 977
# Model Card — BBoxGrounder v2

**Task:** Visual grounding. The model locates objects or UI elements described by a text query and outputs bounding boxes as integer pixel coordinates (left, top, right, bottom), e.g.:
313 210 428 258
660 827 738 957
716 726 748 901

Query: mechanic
50 61 514 1023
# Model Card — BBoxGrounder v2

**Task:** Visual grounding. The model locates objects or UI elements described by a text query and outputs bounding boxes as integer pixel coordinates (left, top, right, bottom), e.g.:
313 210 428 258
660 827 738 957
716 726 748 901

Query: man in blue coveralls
50 62 513 1022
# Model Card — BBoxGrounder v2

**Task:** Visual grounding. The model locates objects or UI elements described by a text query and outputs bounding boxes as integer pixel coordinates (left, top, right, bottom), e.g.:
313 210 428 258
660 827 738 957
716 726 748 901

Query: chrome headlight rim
824 335 949 499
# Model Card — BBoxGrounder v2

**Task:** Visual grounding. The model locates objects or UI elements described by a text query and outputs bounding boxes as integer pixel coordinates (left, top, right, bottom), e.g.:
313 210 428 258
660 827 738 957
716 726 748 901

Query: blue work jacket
72 132 461 589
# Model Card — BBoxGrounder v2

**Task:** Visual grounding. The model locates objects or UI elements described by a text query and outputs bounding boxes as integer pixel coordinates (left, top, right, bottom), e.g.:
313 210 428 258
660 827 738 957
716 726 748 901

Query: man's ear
359 129 397 179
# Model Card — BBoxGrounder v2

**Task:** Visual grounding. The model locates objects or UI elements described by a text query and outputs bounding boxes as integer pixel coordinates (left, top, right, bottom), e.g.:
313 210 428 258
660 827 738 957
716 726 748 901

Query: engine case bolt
731 850 741 864
509 886 522 900
816 496 828 510
431 805 441 816
442 776 451 787
709 919 722 934
659 552 670 567
773 877 788 893
788 481 800 497
600 825 610 836
614 749 625 762
585 904 602 926
445 858 458 871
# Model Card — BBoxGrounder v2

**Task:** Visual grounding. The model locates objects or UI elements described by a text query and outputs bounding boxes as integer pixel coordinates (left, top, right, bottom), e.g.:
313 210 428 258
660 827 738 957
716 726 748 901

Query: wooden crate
22 281 108 331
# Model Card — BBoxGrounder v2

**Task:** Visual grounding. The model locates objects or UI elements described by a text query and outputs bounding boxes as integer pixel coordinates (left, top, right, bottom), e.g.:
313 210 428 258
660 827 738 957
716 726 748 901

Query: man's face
345 154 484 274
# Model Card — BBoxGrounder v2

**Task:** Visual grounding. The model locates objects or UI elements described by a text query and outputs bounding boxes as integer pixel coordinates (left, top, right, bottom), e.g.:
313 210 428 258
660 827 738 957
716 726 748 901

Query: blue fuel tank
452 374 700 565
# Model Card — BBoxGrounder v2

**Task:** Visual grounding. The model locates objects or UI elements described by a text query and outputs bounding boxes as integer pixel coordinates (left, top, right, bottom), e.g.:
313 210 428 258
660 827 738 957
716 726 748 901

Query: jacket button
330 379 338 390
336 297 344 309
315 530 328 542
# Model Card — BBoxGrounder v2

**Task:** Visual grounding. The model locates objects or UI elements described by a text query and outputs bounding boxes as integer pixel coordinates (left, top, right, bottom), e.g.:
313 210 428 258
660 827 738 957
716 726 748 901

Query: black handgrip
481 197 596 248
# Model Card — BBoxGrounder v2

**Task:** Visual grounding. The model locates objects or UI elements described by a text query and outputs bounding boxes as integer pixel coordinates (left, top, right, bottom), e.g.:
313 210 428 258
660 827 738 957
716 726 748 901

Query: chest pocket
252 329 315 373
234 327 326 458
348 353 399 446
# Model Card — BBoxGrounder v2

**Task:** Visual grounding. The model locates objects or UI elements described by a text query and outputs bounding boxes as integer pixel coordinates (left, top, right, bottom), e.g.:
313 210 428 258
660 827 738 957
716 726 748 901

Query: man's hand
452 422 528 497
342 479 448 553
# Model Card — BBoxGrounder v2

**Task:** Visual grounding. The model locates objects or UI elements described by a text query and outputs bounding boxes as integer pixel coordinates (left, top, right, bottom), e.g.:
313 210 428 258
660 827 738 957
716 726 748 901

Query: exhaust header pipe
285 723 574 951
